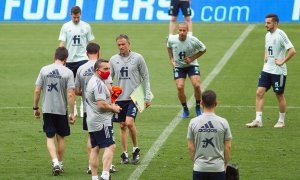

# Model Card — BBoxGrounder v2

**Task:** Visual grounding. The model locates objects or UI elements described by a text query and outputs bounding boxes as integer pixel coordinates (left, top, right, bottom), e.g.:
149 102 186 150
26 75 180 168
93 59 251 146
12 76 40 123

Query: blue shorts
89 125 115 148
193 171 226 180
169 0 191 17
43 113 70 138
258 71 286 94
83 112 88 131
66 60 88 77
174 66 200 80
112 100 138 123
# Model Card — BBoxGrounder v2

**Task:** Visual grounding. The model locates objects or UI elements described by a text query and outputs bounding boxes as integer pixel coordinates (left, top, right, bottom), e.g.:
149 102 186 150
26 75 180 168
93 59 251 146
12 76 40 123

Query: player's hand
34 110 40 119
275 58 284 66
69 113 75 125
145 101 151 108
112 104 122 113
184 57 192 64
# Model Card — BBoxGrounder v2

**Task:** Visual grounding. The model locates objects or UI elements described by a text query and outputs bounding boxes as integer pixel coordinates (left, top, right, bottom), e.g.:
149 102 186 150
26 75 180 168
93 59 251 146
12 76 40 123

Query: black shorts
112 100 138 123
66 60 88 77
83 112 88 131
258 71 286 94
89 125 115 148
43 113 70 138
193 171 226 180
169 0 192 17
174 66 200 80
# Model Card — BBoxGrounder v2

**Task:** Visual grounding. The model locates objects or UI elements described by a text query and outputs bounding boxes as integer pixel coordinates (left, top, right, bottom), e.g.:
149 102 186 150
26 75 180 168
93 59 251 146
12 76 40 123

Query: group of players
33 0 296 180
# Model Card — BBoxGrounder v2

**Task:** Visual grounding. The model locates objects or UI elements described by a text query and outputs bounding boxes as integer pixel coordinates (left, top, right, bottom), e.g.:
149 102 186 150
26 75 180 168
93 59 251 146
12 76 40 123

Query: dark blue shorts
169 0 191 16
89 125 115 148
112 100 138 123
43 113 70 138
66 60 88 77
258 71 286 94
193 171 226 180
174 66 200 80
83 112 88 131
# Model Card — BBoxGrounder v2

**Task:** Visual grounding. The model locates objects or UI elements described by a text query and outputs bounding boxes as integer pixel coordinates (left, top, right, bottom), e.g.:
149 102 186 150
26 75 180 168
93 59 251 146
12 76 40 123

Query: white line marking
1 104 300 109
128 24 256 180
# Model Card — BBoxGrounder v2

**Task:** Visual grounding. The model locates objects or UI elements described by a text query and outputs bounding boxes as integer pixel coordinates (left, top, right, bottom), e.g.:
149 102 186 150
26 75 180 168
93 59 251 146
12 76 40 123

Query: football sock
52 158 59 166
123 152 128 158
101 171 110 180
133 147 139 152
58 161 63 168
182 103 188 111
196 100 201 108
255 112 262 121
92 176 98 180
278 112 285 122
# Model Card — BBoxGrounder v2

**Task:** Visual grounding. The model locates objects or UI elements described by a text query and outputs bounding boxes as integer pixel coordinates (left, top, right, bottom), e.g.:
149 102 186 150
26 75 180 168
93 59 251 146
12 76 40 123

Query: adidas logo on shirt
198 121 217 133
47 69 61 79
83 67 94 76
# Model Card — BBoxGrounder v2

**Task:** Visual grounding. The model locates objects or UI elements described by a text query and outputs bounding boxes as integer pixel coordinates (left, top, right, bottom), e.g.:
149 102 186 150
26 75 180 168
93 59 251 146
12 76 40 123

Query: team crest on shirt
130 57 136 65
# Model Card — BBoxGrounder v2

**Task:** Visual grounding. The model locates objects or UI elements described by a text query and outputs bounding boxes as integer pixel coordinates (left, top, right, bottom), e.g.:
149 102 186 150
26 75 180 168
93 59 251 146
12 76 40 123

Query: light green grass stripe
128 24 256 180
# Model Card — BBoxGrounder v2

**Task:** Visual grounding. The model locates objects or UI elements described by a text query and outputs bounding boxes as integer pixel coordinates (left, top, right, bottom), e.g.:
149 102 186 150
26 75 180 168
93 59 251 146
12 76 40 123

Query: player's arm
275 47 296 65
68 88 76 124
224 140 232 169
75 87 82 96
97 100 121 113
264 50 268 63
185 49 207 64
187 139 195 162
167 47 175 68
33 86 42 119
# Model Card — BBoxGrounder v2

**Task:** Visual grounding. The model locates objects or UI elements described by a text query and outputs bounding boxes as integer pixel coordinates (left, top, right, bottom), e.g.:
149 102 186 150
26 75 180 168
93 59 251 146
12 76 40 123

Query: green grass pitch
0 22 300 179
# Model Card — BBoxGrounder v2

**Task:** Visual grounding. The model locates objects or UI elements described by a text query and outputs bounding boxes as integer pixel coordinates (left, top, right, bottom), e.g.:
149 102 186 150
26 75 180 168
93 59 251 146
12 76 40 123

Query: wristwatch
33 107 39 110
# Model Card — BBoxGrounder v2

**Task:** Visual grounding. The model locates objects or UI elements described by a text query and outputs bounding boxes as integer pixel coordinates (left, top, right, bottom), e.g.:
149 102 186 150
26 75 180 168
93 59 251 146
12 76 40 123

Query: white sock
133 147 139 153
188 31 193 36
52 158 59 166
255 112 262 121
101 171 110 180
58 161 63 168
123 151 128 157
278 112 285 122
92 176 98 180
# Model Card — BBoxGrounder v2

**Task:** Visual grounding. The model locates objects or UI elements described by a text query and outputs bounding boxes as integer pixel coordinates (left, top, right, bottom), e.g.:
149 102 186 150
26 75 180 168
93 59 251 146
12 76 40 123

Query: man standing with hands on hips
246 14 296 128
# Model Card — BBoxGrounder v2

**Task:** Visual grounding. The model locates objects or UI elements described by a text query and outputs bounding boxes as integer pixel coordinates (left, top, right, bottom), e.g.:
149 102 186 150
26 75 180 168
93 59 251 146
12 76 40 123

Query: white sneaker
246 120 262 128
274 121 285 128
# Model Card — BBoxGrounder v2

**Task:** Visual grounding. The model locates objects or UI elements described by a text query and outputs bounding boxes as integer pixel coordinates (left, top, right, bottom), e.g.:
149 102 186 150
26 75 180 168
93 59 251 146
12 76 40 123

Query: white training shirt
59 20 95 63
263 28 294 75
167 34 206 68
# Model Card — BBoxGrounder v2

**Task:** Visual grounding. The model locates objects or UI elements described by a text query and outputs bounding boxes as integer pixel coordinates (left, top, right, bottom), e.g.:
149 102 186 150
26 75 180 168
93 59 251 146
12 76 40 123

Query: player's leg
43 113 60 175
169 16 178 35
100 126 115 180
55 113 70 172
168 0 179 35
189 75 201 116
89 132 100 179
176 78 189 117
56 134 65 165
246 71 270 128
181 1 193 34
188 66 201 116
120 121 128 162
83 112 92 173
273 74 287 128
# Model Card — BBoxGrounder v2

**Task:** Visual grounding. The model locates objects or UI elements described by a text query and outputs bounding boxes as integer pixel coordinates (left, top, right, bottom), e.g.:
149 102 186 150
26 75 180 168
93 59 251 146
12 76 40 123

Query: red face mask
98 70 110 80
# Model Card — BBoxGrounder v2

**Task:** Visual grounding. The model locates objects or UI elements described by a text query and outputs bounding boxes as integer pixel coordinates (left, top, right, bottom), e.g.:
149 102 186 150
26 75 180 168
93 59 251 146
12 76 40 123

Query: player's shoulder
168 34 179 43
109 54 120 62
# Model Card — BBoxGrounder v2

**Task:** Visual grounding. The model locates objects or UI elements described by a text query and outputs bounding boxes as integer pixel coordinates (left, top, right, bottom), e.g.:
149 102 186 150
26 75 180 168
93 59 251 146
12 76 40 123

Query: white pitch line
128 24 256 180
2 104 300 109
